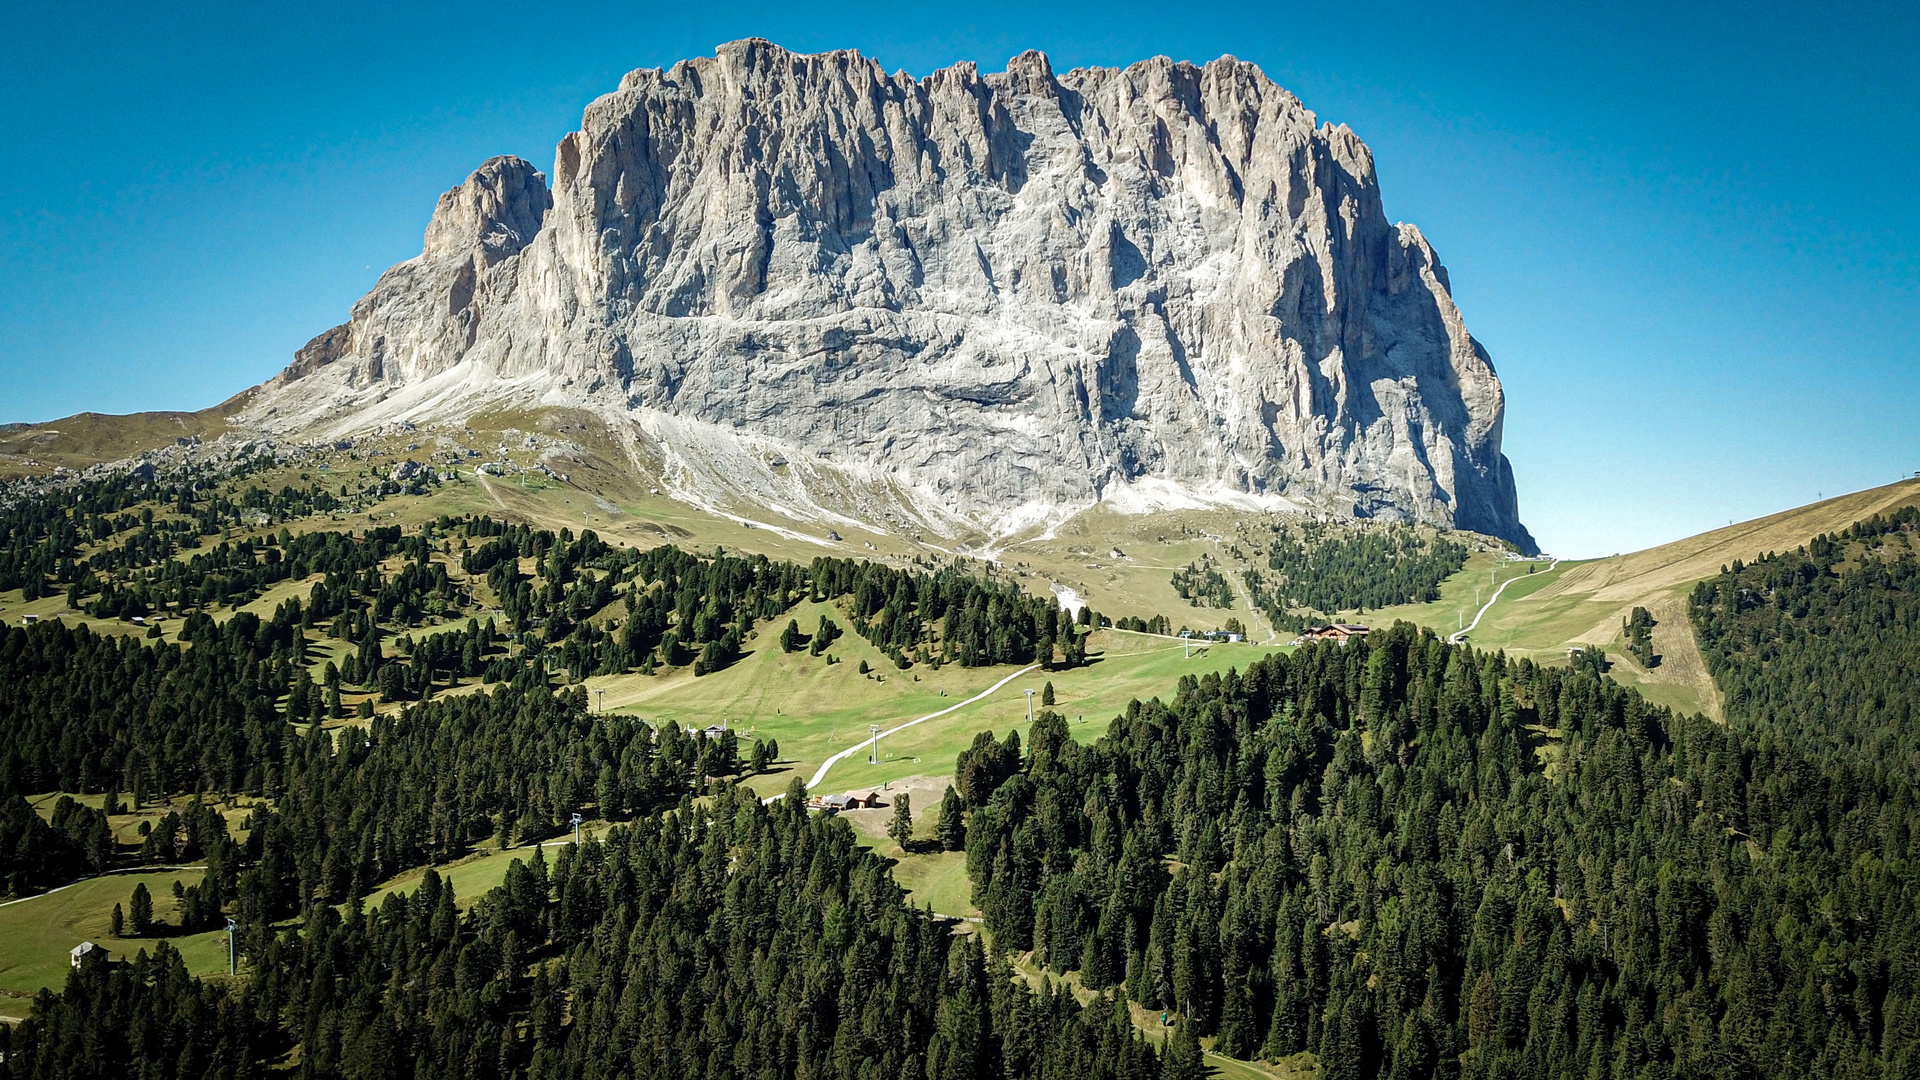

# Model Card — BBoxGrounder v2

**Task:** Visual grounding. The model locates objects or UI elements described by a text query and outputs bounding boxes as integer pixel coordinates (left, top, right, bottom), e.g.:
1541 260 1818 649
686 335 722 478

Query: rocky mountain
240 39 1535 551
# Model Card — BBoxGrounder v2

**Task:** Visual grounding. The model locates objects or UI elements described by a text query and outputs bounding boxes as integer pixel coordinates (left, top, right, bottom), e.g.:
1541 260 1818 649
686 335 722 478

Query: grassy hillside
0 403 1478 643
0 869 232 1019
16 408 1919 1079
0 404 244 479
586 617 1284 798
27 400 1912 730
1366 478 1920 717
16 400 1915 728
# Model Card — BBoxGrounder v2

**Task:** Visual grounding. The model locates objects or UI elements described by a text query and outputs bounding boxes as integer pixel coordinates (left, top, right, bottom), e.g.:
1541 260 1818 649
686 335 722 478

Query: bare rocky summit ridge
243 39 1535 551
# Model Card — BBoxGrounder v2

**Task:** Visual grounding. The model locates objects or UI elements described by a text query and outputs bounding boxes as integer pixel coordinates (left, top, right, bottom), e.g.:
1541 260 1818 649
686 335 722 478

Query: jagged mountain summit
241 39 1535 551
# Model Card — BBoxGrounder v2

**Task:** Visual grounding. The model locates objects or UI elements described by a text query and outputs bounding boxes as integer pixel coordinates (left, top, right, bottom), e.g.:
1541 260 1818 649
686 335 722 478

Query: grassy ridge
1363 478 1920 717
0 406 240 479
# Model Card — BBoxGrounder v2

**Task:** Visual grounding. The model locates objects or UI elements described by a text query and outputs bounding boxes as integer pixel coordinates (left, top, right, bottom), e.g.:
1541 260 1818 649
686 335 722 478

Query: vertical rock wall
250 40 1533 550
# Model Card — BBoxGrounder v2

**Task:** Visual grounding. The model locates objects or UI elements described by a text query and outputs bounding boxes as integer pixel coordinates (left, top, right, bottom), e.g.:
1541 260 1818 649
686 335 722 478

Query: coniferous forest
0 508 1092 904
1242 523 1472 631
5 779 1176 1080
1690 506 1919 779
951 623 1920 1080
3 461 1919 1080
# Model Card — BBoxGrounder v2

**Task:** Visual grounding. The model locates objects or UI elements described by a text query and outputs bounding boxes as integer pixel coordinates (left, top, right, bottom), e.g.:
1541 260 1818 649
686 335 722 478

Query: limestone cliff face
246 40 1533 550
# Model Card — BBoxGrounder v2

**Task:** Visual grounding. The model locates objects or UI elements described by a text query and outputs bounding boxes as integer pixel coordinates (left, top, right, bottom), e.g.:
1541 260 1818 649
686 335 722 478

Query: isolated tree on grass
356 625 383 682
937 786 966 851
1624 605 1659 667
779 619 803 653
128 882 153 936
1041 681 1055 707
378 661 407 704
810 615 840 655
888 792 913 848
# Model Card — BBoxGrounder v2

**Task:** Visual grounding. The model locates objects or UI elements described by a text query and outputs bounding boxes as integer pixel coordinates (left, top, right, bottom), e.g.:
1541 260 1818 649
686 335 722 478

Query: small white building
71 941 100 968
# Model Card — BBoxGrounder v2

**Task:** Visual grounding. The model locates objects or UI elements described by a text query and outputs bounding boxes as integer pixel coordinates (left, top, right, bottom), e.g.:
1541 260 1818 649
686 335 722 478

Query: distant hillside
0 399 247 479
8 394 1912 715
1379 477 1920 716
0 402 1514 644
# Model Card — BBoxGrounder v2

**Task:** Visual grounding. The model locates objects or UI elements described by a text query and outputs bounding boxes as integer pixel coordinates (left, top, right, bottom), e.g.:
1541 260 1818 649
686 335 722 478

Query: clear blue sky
2 1 1915 558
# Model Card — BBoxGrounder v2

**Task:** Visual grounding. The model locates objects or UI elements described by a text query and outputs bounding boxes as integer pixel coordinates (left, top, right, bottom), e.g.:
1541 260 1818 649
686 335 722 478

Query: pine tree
128 882 152 935
810 614 839 655
1624 605 1658 667
378 660 406 703
938 786 967 851
889 792 913 848
1164 1019 1205 1080
1042 681 1055 706
357 624 382 682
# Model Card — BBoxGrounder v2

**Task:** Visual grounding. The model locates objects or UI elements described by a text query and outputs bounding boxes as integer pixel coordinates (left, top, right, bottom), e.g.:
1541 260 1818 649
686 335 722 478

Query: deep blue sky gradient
2 0 1915 557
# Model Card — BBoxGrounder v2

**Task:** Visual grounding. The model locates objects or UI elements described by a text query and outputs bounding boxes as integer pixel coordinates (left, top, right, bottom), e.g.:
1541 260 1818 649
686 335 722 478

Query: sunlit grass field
1324 477 1920 719
586 613 1285 798
0 869 232 1018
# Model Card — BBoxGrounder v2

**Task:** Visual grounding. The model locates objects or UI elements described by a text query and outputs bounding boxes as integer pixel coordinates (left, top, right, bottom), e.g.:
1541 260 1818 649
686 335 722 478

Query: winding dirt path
1450 559 1559 644
802 664 1041 794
